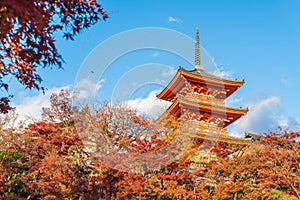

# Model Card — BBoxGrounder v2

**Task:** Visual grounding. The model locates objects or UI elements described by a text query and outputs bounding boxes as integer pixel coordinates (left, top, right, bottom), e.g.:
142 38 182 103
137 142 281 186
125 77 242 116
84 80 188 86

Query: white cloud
231 96 281 136
126 90 171 119
168 16 183 24
278 117 300 131
225 95 243 107
212 68 233 79
12 87 169 123
75 78 105 98
12 85 70 121
162 67 176 78
151 52 159 58
278 119 289 127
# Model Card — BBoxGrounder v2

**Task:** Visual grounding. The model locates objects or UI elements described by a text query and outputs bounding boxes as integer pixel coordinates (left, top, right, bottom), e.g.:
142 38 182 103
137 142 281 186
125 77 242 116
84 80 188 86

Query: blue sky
7 0 300 135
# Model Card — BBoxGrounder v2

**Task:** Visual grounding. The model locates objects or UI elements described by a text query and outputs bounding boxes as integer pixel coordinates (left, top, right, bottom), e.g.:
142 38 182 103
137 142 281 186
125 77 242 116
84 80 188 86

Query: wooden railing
184 93 224 106
180 120 253 145
185 120 227 135
196 124 227 135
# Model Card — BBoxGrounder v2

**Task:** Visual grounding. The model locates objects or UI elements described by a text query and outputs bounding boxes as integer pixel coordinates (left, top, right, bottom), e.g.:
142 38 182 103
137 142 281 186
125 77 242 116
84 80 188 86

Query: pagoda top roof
180 67 245 85
157 67 245 101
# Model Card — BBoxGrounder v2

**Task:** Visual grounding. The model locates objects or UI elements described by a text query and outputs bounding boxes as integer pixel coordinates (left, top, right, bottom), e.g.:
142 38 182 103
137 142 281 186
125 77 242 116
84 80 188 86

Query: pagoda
157 28 252 145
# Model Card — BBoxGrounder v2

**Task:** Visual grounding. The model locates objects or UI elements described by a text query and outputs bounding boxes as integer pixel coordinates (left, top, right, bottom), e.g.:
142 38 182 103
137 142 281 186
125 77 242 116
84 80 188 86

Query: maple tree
207 130 300 200
0 119 102 198
1 90 299 199
0 0 107 113
0 91 97 199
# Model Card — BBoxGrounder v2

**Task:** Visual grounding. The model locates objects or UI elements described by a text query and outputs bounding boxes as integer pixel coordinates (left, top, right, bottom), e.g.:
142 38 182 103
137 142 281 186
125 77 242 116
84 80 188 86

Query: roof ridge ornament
194 28 203 71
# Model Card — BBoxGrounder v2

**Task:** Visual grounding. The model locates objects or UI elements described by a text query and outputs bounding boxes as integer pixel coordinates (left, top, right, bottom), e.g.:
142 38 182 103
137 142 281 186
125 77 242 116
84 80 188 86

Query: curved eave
166 97 248 127
193 132 253 145
157 67 245 101
181 68 244 86
180 68 244 98
156 68 183 101
178 96 248 114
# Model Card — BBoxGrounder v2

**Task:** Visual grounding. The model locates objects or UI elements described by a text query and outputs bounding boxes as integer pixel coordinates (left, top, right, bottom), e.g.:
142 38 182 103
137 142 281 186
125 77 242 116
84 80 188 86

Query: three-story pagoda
157 28 251 145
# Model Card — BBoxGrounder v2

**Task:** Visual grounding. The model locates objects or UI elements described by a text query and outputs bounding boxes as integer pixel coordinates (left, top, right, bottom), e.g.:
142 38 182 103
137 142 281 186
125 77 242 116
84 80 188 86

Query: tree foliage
0 0 107 113
0 90 299 199
208 130 300 200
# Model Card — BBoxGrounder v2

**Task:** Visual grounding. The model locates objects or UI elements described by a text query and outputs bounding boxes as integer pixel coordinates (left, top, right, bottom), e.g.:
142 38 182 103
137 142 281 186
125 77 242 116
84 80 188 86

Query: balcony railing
184 93 224 106
183 120 227 136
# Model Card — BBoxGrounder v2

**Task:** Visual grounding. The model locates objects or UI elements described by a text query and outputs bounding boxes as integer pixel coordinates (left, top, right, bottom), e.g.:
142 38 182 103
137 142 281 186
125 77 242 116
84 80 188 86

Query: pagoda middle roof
166 95 248 127
157 67 244 101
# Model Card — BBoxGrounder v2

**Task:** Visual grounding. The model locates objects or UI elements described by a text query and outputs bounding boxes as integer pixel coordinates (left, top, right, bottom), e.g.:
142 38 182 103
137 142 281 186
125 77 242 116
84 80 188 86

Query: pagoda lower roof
193 131 252 145
157 67 244 101
166 95 248 127
181 120 252 145
155 118 252 145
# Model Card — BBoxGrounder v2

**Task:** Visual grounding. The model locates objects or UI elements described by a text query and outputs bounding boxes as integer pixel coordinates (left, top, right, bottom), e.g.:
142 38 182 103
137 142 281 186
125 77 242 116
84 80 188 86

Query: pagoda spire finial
194 28 203 70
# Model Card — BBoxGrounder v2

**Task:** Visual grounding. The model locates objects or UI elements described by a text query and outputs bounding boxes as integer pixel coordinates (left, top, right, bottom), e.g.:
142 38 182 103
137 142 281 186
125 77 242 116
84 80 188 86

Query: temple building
157 28 252 166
